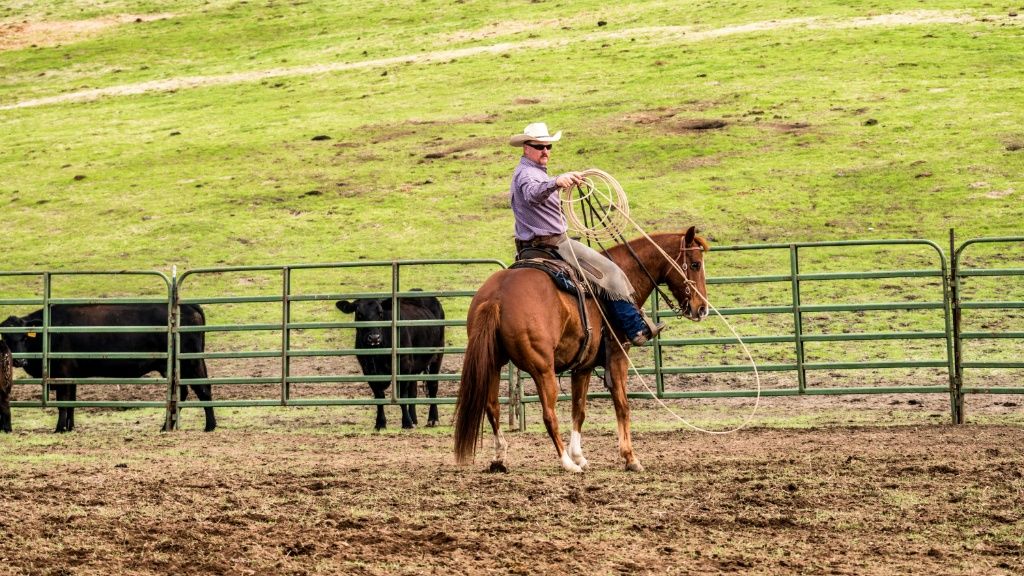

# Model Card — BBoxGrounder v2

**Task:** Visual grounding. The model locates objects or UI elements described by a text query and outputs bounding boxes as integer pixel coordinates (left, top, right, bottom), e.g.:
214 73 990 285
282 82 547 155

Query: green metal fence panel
170 259 509 427
2 237 1021 429
952 235 1024 421
516 239 958 422
0 270 173 410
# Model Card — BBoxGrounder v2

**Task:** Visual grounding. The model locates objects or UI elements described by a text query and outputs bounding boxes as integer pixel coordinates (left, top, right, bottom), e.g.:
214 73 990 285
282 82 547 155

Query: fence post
165 271 180 431
390 262 399 405
652 291 665 397
789 245 807 393
281 267 292 406
41 272 51 407
949 229 964 424
509 368 520 431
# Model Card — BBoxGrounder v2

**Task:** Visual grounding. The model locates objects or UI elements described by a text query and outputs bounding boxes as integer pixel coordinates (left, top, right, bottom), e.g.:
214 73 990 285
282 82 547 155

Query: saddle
511 248 595 373
512 250 592 299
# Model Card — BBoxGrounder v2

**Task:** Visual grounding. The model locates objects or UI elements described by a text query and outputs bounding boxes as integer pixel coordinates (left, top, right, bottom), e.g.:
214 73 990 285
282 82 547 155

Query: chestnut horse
454 227 709 472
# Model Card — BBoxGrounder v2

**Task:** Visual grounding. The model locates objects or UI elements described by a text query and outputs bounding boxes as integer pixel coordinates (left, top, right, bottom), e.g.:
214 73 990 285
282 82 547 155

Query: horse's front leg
535 371 581 473
606 351 643 472
569 370 593 469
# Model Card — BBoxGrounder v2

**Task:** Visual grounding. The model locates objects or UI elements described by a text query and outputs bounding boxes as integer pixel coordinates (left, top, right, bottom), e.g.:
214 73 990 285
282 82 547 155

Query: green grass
3 2 1021 274
2 1 1023 417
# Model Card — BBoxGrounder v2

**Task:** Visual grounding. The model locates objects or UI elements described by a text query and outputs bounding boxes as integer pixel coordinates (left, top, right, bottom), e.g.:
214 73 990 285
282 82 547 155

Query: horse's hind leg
606 354 643 471
483 370 508 473
569 371 593 469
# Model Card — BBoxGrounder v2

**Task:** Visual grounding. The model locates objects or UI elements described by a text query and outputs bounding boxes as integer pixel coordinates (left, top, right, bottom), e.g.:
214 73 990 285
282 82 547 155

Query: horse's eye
690 262 701 271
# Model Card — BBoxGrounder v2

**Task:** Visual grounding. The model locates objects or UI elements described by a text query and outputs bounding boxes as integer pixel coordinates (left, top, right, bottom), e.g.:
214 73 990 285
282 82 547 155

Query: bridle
595 230 704 316
671 233 705 314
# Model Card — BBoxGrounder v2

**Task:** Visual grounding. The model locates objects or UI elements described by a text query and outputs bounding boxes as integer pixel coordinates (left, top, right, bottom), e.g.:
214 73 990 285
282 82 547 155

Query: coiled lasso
561 168 632 242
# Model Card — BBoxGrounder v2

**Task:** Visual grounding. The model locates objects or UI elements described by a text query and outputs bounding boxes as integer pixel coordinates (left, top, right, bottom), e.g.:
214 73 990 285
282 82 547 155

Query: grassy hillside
2 1 1021 277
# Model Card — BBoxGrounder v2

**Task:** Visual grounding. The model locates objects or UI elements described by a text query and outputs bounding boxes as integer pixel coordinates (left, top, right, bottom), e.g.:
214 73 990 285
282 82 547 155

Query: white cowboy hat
509 122 563 146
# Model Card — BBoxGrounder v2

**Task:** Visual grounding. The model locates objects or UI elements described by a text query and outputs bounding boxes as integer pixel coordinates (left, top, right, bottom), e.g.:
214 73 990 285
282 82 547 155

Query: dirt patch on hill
0 13 172 51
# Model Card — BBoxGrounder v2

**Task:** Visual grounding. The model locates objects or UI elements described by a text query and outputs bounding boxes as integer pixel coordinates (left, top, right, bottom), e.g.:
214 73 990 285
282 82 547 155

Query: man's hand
555 171 584 189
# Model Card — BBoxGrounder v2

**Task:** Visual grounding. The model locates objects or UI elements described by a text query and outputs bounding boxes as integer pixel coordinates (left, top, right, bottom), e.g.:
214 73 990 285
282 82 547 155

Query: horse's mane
604 229 709 259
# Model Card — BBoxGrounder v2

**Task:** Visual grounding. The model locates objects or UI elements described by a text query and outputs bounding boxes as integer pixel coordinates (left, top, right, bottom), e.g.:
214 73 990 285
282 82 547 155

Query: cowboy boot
630 310 667 346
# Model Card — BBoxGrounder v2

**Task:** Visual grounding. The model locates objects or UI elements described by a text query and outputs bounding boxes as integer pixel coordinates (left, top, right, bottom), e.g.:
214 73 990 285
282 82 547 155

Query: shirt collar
519 155 548 172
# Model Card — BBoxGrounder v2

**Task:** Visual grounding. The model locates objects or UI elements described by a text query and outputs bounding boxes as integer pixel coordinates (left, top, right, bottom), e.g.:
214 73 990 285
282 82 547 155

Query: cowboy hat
509 122 563 146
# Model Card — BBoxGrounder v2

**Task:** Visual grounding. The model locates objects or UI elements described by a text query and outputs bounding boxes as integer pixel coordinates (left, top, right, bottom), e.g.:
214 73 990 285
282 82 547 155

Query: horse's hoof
426 420 439 428
626 461 644 472
488 461 508 473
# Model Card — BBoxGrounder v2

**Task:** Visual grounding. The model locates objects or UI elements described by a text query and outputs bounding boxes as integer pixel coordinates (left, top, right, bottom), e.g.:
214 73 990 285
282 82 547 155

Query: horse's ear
684 226 696 246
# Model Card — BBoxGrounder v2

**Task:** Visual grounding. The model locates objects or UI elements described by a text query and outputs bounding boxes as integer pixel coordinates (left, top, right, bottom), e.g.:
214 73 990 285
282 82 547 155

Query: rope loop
561 168 632 242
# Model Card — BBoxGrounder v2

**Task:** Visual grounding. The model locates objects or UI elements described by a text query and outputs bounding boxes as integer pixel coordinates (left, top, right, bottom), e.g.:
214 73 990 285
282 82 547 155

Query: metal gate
951 235 1024 423
0 271 174 412
169 259 507 428
517 239 958 425
3 235 1023 428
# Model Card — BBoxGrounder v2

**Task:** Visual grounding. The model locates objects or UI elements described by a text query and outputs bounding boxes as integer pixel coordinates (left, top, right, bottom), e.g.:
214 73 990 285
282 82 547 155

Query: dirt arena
1 394 1022 576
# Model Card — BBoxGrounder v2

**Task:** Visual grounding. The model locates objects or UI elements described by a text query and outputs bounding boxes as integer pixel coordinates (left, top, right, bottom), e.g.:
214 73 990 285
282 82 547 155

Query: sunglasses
526 143 553 151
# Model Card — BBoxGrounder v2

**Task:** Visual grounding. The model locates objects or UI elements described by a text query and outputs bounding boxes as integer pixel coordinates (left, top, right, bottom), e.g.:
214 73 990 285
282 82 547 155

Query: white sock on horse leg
569 430 588 468
493 430 507 463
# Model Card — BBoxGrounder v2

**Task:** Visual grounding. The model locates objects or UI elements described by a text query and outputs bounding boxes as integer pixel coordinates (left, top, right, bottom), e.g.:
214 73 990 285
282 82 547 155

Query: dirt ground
1 394 1022 576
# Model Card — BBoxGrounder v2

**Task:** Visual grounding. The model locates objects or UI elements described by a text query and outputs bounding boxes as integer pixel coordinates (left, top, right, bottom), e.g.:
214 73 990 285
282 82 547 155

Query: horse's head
664 226 709 322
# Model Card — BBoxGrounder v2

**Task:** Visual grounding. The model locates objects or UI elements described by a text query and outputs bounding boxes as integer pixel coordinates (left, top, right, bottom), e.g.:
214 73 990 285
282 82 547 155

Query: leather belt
515 233 567 252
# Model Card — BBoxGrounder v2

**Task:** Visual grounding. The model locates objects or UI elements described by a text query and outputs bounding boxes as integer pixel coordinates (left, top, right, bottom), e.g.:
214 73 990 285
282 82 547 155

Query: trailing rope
560 169 762 435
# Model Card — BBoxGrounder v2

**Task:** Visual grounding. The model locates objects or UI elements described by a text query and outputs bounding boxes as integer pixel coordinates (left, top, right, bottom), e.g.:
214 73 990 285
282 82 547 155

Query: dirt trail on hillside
0 10 999 111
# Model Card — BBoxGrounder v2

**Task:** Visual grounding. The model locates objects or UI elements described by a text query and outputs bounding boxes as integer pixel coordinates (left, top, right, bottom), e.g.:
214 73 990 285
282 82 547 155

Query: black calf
335 295 444 429
0 340 12 433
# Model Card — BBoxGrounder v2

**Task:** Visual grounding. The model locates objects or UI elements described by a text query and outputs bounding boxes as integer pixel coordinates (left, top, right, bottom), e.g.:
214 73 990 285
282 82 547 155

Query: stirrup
630 322 667 346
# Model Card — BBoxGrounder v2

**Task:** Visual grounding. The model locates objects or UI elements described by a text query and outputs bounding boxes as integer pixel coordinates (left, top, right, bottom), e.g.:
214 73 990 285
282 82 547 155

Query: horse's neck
604 235 672 304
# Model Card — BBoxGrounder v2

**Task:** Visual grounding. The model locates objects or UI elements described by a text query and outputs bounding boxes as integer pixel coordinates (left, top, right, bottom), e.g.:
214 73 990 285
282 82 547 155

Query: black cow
0 304 216 433
0 340 12 433
335 295 444 429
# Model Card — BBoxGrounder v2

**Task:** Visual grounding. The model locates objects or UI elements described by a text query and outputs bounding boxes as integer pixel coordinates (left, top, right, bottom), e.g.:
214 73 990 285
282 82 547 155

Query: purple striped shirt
510 156 565 241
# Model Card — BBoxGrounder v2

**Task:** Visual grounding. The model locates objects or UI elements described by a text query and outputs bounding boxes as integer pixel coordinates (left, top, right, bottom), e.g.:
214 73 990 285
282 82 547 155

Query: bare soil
1 396 1022 575
0 14 172 51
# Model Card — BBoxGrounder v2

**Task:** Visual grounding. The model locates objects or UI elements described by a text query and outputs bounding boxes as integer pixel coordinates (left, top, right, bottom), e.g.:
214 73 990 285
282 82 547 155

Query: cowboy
508 122 665 346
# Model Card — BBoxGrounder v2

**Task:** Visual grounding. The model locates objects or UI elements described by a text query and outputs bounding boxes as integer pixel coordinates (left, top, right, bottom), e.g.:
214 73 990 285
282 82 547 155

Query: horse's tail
453 300 502 466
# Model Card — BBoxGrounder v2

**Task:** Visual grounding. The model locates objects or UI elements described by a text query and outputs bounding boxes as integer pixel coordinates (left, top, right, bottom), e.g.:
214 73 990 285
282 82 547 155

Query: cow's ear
1 316 20 327
336 301 356 314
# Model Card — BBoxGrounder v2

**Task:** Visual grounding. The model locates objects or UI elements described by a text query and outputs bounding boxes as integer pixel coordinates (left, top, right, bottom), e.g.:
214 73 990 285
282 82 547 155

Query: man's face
523 141 552 166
